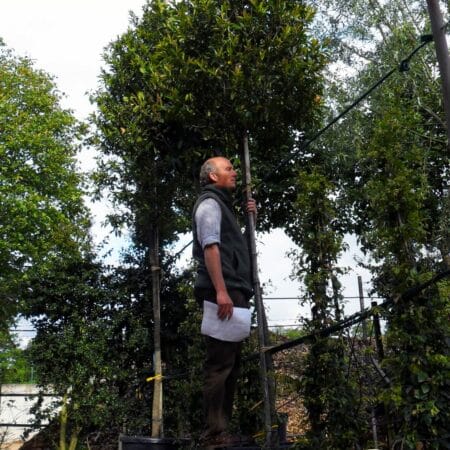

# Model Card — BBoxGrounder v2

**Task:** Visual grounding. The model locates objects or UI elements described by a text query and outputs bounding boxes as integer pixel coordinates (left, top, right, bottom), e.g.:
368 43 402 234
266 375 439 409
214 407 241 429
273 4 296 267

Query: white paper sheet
200 301 252 342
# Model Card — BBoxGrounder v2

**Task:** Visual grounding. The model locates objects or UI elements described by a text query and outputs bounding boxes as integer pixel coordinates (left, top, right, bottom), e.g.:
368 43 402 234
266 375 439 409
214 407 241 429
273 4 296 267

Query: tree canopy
92 0 328 242
0 44 91 331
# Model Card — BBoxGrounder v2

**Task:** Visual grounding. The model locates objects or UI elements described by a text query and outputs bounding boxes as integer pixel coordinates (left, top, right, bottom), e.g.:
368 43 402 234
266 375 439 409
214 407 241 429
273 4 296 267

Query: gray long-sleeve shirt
194 198 222 249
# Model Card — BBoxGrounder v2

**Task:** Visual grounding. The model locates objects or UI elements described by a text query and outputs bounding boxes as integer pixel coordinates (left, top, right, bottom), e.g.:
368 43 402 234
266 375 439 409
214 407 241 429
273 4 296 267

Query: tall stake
150 227 163 437
425 0 450 270
357 276 368 340
240 132 277 448
358 277 378 447
426 0 450 148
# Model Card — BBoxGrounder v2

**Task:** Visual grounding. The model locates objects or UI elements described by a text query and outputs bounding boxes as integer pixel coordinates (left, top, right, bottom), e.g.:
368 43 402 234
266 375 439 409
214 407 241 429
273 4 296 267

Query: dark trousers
195 289 249 435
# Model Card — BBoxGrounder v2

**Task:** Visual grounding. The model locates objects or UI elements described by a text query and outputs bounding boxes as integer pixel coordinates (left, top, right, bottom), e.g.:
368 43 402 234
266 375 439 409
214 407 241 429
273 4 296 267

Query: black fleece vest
192 185 253 298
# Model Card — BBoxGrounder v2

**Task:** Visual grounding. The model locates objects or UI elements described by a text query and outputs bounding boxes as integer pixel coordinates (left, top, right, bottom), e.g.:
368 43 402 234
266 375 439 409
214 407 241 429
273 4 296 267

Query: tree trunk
59 393 68 450
68 427 80 450
150 227 163 438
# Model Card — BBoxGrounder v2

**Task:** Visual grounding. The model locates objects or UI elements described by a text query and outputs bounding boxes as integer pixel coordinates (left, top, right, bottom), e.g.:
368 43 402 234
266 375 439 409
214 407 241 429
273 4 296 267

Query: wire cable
246 268 449 359
260 34 434 185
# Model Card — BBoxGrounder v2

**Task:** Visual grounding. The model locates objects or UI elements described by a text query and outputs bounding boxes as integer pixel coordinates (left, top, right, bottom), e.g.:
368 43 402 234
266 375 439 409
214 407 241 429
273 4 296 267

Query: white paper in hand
201 301 252 342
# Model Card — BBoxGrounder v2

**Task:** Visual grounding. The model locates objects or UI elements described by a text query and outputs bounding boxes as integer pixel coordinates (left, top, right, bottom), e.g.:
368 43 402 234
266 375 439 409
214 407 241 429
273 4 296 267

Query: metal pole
371 408 379 450
426 0 450 148
357 276 368 340
359 277 377 447
371 301 384 361
371 301 393 447
240 133 276 448
426 0 450 270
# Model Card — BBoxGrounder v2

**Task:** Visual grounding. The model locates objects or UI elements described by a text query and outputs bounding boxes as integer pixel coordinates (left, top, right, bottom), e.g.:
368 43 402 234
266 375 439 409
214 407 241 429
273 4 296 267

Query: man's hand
246 198 257 217
216 290 234 320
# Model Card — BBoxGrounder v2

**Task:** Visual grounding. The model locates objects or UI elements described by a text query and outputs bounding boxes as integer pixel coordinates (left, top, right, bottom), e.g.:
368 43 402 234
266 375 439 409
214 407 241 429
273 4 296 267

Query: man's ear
209 172 218 183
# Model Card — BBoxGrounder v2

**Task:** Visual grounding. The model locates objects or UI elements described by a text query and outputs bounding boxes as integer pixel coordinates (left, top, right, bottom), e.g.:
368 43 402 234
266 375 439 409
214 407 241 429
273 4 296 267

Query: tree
0 330 32 384
351 31 450 447
287 164 365 448
92 0 327 437
301 1 450 447
0 43 91 332
21 255 157 447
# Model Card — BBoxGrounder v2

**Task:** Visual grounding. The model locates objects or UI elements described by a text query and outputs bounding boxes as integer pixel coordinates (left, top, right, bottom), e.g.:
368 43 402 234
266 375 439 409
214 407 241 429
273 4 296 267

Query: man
192 156 256 446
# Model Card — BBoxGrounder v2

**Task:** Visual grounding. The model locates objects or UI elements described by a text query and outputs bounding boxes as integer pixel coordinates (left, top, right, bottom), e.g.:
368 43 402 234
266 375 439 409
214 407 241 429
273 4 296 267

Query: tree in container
288 163 366 449
341 25 450 449
307 1 450 446
92 0 327 438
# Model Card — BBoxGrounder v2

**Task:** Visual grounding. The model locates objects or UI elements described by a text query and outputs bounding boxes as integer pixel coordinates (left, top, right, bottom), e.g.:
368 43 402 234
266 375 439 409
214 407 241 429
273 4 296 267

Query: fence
0 385 57 446
251 269 450 447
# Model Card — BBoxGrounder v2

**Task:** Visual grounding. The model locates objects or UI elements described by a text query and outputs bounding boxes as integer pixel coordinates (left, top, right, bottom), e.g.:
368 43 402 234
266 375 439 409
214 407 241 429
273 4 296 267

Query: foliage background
1 0 449 449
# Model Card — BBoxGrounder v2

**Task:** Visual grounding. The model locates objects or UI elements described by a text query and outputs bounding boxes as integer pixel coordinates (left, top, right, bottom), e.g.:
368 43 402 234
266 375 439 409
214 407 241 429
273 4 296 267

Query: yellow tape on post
146 374 164 382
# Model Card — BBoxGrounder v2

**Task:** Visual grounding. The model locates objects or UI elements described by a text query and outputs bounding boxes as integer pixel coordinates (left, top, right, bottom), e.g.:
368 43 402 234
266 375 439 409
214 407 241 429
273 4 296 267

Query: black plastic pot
119 435 191 450
196 443 294 449
119 435 294 449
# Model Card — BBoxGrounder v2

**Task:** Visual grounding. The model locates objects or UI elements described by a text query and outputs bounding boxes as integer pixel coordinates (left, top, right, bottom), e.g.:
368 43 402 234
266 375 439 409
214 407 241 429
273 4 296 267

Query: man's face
209 157 237 190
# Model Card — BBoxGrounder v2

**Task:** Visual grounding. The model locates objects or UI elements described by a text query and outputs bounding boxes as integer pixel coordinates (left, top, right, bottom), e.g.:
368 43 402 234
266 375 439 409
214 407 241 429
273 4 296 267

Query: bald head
199 157 237 190
199 157 219 186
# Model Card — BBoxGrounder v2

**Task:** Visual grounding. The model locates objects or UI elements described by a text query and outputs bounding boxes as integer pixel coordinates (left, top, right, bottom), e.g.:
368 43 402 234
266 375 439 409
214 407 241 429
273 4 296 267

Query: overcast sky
1 1 372 330
1 0 144 119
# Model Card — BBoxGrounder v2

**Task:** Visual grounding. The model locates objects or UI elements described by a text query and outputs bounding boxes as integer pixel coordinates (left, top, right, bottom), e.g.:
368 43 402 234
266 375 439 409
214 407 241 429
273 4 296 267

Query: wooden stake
240 132 277 448
150 228 163 438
